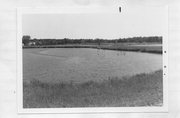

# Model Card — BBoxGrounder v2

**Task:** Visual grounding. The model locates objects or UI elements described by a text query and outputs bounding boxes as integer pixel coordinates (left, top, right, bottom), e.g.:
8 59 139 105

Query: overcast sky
22 6 167 39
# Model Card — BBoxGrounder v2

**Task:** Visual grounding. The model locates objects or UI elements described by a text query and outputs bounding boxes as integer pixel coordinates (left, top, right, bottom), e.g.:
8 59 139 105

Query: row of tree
22 35 162 46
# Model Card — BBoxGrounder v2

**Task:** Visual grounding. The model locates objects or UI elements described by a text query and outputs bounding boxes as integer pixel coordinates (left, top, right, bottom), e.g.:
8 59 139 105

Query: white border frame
17 7 168 114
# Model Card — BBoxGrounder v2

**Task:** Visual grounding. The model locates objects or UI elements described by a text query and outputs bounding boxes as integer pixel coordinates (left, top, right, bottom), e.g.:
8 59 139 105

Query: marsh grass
23 70 163 108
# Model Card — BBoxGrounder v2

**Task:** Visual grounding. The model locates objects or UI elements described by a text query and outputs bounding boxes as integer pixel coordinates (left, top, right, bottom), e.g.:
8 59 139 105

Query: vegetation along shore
23 70 163 108
22 36 162 54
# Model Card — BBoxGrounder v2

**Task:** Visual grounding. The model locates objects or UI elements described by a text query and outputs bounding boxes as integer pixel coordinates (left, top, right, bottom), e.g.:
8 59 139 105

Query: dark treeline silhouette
22 35 162 46
22 35 31 45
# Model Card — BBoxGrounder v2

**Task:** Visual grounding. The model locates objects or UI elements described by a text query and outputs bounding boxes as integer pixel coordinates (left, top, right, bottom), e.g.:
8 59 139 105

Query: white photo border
17 6 168 113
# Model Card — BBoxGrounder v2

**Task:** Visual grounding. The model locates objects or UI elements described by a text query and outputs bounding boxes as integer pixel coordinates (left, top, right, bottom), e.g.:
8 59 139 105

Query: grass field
23 43 162 54
23 70 163 108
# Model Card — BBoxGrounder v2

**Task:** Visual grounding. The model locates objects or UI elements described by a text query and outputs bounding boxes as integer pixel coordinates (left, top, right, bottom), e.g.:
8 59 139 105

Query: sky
22 6 167 39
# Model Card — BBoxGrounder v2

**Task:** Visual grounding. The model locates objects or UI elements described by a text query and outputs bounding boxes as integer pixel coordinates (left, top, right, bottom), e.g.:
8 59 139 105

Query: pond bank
23 70 163 108
23 44 162 54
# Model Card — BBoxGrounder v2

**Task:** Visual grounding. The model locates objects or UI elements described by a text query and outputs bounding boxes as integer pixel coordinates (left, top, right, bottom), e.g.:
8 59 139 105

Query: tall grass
23 70 163 108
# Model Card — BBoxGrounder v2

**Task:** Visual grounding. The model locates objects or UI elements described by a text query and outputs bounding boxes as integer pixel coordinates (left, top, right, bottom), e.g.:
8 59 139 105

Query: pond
23 48 162 83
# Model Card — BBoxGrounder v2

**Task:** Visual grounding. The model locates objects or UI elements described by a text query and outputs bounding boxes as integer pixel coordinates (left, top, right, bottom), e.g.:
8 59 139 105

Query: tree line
22 35 162 46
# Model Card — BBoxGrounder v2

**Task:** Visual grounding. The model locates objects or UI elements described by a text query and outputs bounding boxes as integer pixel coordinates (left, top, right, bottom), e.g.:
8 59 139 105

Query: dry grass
23 70 163 108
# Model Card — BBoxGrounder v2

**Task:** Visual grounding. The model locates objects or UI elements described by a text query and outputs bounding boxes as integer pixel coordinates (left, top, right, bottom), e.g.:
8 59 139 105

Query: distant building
28 40 36 46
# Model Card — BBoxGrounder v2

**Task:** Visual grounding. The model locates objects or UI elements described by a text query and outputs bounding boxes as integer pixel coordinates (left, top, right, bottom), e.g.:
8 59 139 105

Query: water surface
23 48 162 83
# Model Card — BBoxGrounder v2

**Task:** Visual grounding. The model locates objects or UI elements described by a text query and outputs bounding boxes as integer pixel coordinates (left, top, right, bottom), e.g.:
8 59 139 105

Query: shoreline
23 70 163 108
23 44 162 54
